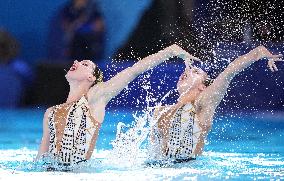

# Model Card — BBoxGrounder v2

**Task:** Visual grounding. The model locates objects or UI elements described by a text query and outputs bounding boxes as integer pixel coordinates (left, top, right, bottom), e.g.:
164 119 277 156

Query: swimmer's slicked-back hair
91 63 103 87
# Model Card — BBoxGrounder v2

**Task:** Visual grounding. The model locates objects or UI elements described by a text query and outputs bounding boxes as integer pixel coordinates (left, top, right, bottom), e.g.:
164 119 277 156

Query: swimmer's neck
66 81 90 103
176 93 197 108
176 90 201 107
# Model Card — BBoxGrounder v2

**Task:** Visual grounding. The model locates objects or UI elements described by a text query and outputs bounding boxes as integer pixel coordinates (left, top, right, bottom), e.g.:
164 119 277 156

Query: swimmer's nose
72 60 80 67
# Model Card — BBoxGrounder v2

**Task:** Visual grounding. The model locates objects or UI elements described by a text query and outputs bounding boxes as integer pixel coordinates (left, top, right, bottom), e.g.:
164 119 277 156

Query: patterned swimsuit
152 103 202 161
48 96 100 165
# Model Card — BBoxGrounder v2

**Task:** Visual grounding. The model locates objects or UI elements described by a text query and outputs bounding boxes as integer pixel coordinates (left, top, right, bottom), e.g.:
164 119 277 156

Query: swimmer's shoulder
43 106 56 120
41 107 54 126
87 82 107 100
46 106 53 114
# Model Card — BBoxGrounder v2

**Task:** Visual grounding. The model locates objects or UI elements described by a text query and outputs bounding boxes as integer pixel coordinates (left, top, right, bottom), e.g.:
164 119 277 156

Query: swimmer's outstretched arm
35 108 51 161
92 44 199 102
196 46 283 129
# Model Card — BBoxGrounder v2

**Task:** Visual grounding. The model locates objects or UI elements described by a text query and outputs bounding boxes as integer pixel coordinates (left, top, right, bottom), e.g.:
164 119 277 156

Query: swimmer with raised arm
35 44 199 167
150 46 283 163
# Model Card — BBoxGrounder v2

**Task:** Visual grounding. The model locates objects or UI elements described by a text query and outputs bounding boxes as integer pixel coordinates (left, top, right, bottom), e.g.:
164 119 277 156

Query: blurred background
0 0 283 113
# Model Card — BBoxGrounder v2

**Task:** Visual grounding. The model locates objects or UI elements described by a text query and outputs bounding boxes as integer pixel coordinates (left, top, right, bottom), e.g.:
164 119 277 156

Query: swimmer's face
177 67 208 95
65 60 96 84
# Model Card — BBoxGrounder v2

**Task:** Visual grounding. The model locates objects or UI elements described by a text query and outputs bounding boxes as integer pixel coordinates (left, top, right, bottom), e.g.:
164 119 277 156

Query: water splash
103 77 175 168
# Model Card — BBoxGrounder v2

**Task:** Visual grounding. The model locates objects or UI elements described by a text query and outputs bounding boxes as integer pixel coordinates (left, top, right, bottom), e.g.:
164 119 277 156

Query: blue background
0 1 283 112
0 0 152 63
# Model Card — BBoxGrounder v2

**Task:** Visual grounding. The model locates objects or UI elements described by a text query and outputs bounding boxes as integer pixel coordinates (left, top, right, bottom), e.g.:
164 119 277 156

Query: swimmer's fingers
184 59 193 71
267 59 276 72
267 58 283 72
272 58 284 62
168 44 201 62
267 61 273 72
265 54 283 60
181 54 201 71
272 63 278 71
272 62 278 72
271 61 278 72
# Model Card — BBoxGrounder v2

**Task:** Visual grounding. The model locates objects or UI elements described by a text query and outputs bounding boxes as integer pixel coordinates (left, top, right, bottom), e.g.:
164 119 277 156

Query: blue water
0 108 284 180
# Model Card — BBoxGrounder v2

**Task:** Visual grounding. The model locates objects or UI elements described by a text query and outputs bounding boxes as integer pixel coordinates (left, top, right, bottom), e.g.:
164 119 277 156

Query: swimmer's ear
88 76 96 83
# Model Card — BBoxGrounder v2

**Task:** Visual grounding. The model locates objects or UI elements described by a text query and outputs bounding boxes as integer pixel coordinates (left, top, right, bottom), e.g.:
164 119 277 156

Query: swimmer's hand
166 44 201 63
267 58 284 72
251 45 283 72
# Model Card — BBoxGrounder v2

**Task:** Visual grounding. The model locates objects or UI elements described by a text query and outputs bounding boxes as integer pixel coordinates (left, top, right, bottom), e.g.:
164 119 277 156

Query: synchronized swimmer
35 44 282 168
149 45 282 164
35 44 197 167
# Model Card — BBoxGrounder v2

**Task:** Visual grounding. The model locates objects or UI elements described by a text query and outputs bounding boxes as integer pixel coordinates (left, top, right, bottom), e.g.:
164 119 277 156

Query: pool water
0 109 283 180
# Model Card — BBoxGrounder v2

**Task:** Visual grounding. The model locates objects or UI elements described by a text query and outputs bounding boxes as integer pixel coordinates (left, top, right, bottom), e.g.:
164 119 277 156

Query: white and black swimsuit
151 103 202 162
48 96 100 166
